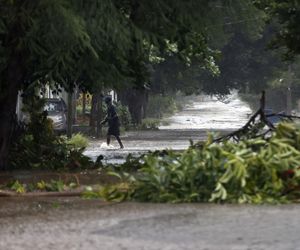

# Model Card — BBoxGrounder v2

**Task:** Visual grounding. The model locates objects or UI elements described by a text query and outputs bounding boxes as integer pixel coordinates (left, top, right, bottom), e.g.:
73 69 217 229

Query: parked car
44 98 67 133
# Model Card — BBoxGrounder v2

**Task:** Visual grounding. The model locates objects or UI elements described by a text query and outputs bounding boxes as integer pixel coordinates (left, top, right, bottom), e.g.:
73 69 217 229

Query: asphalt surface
1 198 300 250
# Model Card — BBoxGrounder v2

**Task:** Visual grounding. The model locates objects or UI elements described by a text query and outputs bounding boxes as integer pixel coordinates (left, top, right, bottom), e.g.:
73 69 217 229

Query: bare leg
115 136 124 149
107 135 111 146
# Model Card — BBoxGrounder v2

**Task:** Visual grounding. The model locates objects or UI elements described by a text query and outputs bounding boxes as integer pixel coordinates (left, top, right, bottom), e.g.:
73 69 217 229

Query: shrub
147 95 177 119
115 102 132 130
9 96 93 170
139 118 160 130
67 133 89 149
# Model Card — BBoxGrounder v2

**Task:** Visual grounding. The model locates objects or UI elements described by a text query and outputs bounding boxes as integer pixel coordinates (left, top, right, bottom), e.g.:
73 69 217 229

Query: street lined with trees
1 0 300 201
0 0 266 169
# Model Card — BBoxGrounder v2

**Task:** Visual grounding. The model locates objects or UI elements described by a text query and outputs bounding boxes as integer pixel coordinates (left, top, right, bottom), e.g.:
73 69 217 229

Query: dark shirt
106 105 119 127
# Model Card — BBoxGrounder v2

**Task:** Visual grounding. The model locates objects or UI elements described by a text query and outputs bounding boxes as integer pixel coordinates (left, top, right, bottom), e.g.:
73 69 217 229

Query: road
0 198 300 250
84 93 252 164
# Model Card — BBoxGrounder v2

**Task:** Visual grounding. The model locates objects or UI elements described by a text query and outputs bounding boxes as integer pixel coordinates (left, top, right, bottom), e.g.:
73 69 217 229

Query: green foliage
37 180 65 192
255 0 300 59
3 179 79 193
0 0 284 170
99 122 300 203
0 0 95 90
147 95 177 119
115 102 132 130
8 180 26 194
139 118 160 130
200 24 285 95
9 96 93 170
82 183 130 202
0 0 265 97
67 133 89 150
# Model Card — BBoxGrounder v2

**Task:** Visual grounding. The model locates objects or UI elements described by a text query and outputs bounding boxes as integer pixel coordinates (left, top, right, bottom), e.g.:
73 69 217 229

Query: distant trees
146 1 267 96
252 1 300 112
254 0 300 59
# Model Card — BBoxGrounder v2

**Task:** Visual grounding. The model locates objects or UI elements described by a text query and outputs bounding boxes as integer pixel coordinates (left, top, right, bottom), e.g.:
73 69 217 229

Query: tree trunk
0 2 30 169
82 92 86 115
89 94 98 135
67 92 73 138
0 96 19 170
0 61 23 169
72 88 77 124
119 88 147 125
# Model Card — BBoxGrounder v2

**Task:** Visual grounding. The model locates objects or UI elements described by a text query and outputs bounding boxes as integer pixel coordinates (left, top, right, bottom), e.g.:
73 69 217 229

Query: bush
147 95 177 119
67 133 89 149
96 122 300 204
115 102 132 130
9 96 93 170
139 118 160 130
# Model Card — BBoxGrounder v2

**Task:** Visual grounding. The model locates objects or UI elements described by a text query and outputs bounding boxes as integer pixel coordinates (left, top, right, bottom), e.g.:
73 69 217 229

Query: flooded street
160 93 251 130
84 93 252 164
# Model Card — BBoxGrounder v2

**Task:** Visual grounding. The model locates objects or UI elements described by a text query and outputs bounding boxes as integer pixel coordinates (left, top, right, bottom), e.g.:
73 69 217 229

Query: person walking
101 96 124 149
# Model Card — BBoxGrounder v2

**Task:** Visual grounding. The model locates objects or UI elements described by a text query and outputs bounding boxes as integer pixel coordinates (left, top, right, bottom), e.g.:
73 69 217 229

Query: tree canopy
254 0 300 59
1 0 298 169
0 0 264 168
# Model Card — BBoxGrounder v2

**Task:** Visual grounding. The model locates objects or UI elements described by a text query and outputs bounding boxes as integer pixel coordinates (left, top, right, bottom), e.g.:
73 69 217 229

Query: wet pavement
84 93 252 164
1 199 300 250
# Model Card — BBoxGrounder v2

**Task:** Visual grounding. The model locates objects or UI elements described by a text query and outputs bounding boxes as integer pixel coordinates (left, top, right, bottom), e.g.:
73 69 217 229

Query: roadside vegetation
8 97 93 170
82 122 300 204
3 122 300 205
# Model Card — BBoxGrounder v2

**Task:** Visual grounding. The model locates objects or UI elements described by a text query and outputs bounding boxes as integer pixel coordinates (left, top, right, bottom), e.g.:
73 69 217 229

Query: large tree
0 0 96 169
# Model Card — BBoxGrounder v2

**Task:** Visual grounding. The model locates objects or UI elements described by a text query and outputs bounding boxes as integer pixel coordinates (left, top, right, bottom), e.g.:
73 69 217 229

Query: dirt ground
1 198 300 250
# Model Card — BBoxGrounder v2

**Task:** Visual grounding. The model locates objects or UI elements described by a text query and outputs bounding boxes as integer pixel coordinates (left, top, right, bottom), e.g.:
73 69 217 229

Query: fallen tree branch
214 91 300 143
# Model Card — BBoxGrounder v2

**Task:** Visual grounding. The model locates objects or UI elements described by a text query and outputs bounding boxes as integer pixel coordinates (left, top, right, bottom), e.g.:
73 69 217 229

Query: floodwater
84 92 252 164
160 92 252 130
